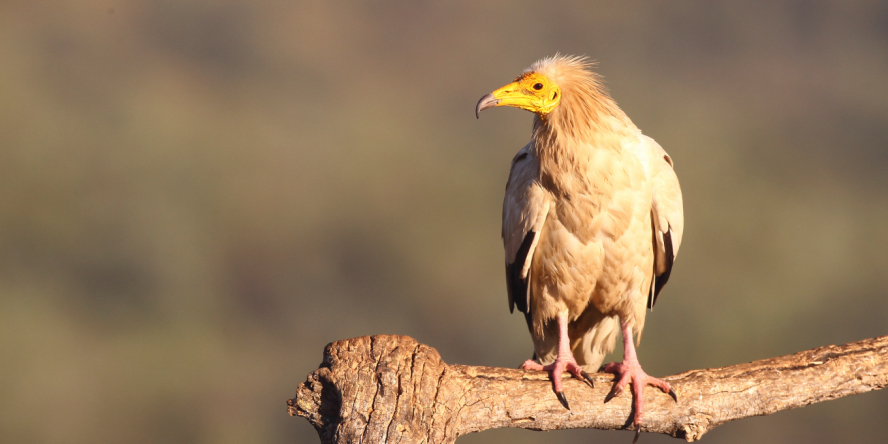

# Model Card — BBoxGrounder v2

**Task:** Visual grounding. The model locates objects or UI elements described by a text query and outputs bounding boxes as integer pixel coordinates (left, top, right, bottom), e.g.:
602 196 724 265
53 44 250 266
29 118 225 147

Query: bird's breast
529 140 654 322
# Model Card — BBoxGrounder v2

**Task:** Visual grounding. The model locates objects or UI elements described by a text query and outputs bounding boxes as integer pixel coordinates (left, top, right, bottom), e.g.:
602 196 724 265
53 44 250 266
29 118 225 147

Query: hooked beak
475 93 500 119
476 80 547 118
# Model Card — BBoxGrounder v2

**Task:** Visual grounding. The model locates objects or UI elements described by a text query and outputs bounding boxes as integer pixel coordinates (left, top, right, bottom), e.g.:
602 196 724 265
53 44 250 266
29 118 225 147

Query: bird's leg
520 312 595 409
602 321 677 442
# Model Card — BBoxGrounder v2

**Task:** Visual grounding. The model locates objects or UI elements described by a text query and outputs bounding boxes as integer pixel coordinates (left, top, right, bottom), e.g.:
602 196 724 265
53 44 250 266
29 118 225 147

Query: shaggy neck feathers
528 55 636 194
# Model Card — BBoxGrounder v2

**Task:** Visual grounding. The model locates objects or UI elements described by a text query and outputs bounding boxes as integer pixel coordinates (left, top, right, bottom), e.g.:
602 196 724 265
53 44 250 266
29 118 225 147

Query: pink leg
602 321 677 442
520 312 595 409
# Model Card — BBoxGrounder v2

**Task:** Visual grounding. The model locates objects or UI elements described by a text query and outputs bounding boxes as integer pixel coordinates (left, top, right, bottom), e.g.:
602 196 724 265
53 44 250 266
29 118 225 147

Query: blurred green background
2 1 887 443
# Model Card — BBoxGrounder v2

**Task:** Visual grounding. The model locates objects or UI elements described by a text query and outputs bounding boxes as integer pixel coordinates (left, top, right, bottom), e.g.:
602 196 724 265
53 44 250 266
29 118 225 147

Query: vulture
476 55 683 438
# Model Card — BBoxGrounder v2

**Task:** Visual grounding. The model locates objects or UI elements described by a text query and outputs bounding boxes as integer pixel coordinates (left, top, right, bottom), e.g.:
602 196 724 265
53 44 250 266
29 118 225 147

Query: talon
580 370 595 388
633 427 641 443
604 386 621 403
556 390 570 410
668 387 678 403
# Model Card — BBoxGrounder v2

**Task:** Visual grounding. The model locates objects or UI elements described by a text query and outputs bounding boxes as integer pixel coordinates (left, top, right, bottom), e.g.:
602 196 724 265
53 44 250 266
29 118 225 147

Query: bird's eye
533 83 544 91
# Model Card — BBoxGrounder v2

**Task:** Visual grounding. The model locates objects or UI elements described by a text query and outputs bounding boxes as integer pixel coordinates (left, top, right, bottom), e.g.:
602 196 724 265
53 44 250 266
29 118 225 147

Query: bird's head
475 71 562 118
475 55 624 138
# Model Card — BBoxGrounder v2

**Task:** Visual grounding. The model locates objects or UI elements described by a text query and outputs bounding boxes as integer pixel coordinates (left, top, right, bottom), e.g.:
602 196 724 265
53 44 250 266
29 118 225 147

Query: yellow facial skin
476 72 562 118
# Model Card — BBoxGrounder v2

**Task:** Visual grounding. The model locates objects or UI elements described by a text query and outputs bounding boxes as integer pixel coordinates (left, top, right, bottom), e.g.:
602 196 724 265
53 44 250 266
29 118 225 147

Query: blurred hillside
1 1 887 443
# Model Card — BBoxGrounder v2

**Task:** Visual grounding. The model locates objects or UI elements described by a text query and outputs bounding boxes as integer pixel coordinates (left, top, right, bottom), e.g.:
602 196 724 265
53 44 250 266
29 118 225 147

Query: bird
476 55 683 440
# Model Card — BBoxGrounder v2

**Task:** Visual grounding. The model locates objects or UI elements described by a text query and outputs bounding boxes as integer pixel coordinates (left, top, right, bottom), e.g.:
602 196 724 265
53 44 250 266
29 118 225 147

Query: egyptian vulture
476 55 683 439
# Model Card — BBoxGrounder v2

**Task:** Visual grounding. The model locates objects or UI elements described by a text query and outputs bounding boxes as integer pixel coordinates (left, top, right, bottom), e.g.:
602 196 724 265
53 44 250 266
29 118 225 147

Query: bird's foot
521 357 594 409
602 360 677 442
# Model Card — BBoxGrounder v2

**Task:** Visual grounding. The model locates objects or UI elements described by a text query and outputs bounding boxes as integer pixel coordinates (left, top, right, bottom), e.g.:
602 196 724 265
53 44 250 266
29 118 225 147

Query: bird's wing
640 135 684 308
503 143 551 314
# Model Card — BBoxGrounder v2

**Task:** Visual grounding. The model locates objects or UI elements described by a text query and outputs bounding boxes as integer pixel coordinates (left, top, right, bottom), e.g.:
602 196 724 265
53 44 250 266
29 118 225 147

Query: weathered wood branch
288 335 888 443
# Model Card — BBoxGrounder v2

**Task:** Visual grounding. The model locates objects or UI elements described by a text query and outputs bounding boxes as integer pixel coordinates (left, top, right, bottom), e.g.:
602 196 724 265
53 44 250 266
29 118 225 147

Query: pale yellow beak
476 81 533 118
476 81 556 118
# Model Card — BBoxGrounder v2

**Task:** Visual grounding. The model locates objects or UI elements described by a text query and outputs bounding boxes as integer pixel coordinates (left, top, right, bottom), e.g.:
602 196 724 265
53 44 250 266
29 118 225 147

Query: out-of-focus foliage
1 1 887 443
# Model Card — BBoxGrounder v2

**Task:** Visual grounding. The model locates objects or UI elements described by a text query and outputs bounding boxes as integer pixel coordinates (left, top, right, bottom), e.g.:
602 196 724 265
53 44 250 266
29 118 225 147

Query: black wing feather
506 230 536 313
648 229 675 309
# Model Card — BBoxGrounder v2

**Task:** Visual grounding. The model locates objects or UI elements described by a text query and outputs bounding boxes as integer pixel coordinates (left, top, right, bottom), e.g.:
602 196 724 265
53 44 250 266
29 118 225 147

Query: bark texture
288 335 888 443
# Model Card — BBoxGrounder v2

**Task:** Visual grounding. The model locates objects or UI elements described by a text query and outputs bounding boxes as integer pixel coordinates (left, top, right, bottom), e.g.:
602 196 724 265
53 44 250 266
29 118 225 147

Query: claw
604 385 621 403
556 390 570 410
668 387 678 403
633 427 641 443
580 370 595 388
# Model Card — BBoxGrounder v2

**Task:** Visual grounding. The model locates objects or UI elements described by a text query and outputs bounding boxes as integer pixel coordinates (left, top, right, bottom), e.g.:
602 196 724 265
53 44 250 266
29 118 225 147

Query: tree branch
288 335 888 443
